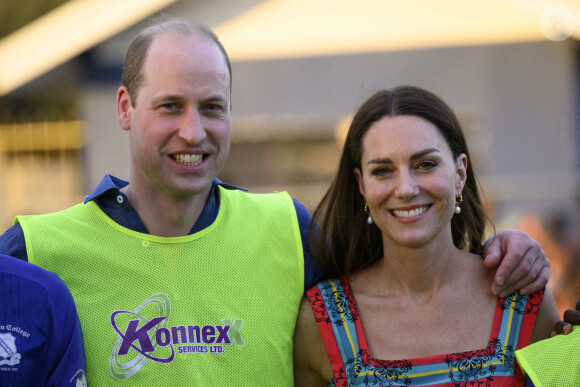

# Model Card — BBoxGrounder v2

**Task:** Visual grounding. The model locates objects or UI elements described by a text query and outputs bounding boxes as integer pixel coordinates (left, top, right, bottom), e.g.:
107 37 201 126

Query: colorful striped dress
306 277 544 386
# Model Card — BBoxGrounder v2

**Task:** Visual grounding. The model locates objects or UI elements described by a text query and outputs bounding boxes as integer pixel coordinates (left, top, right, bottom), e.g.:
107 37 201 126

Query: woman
293 86 560 386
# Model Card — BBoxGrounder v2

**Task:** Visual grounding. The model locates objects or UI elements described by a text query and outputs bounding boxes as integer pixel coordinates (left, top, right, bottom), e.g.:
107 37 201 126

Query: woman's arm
293 297 332 387
529 285 561 344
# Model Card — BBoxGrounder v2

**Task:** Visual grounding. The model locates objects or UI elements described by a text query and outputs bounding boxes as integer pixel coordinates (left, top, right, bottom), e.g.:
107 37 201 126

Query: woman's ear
354 168 366 197
456 153 468 193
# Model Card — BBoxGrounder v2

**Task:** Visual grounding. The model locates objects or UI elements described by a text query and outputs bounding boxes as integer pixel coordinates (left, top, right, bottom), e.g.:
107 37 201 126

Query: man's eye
161 103 178 109
205 104 222 112
418 160 438 170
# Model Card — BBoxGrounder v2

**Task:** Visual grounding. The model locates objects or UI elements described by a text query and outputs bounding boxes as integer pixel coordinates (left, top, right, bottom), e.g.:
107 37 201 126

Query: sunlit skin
292 115 560 386
354 115 466 256
116 32 230 237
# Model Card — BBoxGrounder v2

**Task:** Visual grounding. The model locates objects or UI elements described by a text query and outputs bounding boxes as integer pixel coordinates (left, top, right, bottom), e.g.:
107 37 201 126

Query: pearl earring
455 193 463 214
364 203 373 224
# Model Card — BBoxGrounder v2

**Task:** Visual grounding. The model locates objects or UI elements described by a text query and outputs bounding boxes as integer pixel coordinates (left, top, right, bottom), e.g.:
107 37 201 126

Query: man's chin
168 181 213 199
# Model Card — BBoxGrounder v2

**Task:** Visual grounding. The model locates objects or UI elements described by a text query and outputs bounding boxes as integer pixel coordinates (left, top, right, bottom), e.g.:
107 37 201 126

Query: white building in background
1 0 579 224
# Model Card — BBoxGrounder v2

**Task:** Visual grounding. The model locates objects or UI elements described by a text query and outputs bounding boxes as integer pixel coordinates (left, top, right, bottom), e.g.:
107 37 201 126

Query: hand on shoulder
482 230 549 297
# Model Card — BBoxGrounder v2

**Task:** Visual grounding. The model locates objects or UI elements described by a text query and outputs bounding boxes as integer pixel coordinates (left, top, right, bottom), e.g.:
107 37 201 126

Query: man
515 302 580 386
0 19 549 385
0 254 87 386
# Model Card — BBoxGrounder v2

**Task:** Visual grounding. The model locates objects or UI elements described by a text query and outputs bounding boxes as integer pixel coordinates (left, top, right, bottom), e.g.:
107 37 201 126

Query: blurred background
1 0 579 314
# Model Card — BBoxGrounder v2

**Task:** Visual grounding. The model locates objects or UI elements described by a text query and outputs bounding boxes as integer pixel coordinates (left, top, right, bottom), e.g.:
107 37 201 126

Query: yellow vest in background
17 187 304 386
515 326 580 387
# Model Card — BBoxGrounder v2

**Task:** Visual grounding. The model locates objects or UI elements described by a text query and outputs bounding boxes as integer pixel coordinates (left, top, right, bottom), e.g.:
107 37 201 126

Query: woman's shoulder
529 285 560 344
461 251 496 284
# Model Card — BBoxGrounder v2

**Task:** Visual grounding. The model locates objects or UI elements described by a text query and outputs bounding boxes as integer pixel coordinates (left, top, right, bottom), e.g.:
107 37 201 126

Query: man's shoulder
222 189 310 217
219 184 308 208
18 202 87 219
219 185 290 202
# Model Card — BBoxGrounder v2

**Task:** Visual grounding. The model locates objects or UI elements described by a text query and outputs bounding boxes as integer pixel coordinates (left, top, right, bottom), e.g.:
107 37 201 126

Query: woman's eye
371 167 391 176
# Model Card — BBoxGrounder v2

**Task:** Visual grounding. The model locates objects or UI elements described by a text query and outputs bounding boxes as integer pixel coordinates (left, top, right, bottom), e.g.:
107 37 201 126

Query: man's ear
117 86 132 131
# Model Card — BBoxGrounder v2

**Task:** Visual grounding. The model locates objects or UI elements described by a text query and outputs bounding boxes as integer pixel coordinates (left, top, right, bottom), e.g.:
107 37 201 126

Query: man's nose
178 110 206 144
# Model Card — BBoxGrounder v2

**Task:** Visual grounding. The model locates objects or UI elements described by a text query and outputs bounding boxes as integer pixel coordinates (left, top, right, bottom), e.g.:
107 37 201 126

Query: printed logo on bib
110 293 244 380
70 369 87 386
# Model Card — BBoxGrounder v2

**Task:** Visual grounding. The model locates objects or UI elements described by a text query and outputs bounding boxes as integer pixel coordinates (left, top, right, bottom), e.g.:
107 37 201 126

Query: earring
455 193 463 214
364 203 373 224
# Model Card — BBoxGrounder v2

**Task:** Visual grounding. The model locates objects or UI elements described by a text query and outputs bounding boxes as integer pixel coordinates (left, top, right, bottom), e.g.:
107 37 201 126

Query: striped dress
306 277 543 386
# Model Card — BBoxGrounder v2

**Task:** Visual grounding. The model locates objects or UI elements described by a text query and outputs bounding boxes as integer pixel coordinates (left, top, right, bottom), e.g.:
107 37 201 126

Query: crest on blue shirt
0 333 21 366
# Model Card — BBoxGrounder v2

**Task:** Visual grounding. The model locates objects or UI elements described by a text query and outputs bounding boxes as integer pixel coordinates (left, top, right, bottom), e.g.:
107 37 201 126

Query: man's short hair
121 18 232 106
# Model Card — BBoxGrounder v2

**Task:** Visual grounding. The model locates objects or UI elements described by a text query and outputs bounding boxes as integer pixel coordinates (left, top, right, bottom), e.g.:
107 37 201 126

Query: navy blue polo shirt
0 174 323 290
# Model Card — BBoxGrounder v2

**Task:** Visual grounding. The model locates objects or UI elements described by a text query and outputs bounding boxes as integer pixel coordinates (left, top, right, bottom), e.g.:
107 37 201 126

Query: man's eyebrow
203 94 228 104
149 94 229 106
150 94 183 105
367 148 440 166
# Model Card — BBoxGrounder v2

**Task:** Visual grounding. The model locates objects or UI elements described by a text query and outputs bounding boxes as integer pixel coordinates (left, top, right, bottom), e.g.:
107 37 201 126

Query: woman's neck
352 239 468 301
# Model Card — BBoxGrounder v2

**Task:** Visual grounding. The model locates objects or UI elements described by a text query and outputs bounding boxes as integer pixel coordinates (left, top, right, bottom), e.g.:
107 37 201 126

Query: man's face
118 33 231 200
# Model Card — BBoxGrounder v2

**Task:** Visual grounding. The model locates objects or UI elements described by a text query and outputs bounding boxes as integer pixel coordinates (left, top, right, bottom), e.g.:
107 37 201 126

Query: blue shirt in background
0 254 87 386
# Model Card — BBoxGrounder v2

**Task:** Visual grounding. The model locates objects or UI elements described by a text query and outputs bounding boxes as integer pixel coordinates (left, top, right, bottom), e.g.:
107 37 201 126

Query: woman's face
354 115 467 250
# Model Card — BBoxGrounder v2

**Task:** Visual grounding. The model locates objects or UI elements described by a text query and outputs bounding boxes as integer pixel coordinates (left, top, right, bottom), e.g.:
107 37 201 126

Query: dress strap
306 277 359 384
492 289 544 352
515 288 544 349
